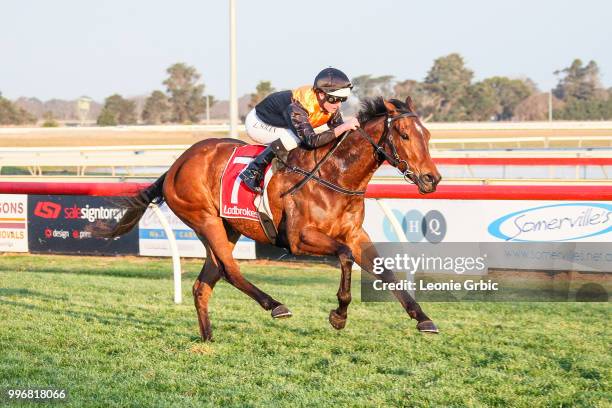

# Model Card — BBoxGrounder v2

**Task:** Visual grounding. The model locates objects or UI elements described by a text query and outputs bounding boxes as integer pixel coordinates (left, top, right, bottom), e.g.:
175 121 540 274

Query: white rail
1 145 611 176
3 120 612 133
0 146 186 176
0 124 243 134
429 135 612 149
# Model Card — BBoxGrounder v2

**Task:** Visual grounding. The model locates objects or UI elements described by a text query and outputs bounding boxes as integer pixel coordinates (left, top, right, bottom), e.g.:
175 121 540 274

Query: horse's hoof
200 332 214 342
328 310 347 330
417 320 439 334
271 305 292 319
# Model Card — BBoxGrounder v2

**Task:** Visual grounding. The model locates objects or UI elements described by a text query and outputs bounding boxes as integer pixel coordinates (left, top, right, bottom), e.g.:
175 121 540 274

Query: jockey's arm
327 111 360 137
327 110 344 133
286 101 346 149
286 102 338 149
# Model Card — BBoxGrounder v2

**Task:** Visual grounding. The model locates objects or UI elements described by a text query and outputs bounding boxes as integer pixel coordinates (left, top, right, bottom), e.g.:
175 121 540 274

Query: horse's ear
405 96 416 112
383 100 398 114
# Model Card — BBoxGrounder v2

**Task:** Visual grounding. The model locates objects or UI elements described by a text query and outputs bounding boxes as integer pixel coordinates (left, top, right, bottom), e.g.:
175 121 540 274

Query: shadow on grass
243 272 337 287
2 265 338 289
0 288 188 333
0 287 69 301
0 264 175 280
1 293 291 342
0 261 340 286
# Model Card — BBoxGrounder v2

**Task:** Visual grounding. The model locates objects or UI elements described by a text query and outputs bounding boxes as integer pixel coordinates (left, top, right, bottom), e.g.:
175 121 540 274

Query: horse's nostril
422 174 434 184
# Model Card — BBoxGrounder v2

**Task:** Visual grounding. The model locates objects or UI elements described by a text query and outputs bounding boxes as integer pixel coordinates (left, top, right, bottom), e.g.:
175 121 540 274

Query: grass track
0 254 610 407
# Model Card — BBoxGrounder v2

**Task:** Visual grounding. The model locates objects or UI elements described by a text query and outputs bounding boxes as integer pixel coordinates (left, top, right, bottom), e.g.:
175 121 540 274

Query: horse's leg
192 229 240 341
192 246 222 341
346 228 438 333
195 217 291 318
294 226 355 330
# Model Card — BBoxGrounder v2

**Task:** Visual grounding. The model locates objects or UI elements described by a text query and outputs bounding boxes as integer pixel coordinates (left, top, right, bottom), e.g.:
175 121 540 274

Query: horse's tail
90 172 167 238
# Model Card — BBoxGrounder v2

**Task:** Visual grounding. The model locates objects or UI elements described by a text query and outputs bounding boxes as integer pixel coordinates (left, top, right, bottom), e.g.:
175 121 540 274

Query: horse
94 96 442 341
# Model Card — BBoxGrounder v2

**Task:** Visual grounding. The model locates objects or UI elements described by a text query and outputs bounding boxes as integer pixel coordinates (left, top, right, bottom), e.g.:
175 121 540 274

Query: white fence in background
1 144 611 177
430 135 612 148
1 121 611 149
3 120 612 134
0 145 187 176
0 124 239 134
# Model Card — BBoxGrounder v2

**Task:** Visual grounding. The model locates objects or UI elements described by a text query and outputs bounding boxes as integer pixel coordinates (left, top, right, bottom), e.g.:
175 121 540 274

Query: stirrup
244 178 263 194
239 170 264 194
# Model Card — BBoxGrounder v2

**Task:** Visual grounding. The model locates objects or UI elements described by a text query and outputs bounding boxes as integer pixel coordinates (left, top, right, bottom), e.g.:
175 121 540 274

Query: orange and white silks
291 85 332 128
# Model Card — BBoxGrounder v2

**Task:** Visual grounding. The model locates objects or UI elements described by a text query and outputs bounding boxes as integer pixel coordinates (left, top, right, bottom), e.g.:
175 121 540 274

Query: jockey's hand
335 117 360 135
345 117 360 130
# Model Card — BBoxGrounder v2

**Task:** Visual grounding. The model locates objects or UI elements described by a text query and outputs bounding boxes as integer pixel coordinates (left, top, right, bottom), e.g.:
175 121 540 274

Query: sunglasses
324 94 347 104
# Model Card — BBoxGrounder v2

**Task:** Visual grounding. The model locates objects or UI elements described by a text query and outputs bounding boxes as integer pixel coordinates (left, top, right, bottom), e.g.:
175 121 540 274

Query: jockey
239 67 360 193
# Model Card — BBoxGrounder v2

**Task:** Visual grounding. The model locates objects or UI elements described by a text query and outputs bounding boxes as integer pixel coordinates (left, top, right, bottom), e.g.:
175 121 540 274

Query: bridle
281 111 420 196
357 111 418 184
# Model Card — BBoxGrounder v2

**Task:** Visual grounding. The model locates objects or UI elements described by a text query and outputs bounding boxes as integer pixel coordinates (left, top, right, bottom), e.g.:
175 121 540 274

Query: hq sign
364 199 611 243
488 202 612 242
382 209 447 243
28 195 138 255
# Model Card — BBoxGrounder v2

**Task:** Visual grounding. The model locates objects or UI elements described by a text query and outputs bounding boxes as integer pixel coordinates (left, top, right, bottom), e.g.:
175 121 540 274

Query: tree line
351 54 612 121
1 54 611 125
0 92 36 125
97 63 215 126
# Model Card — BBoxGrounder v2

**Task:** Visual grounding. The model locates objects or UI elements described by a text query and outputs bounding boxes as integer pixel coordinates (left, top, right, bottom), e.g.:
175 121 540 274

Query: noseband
357 111 419 184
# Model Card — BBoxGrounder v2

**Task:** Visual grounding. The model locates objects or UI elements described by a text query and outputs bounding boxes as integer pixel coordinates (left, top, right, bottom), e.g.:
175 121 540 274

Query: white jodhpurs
245 108 330 150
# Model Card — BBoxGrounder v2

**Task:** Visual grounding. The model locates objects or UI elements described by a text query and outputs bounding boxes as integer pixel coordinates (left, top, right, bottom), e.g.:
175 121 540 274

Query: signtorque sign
28 195 138 255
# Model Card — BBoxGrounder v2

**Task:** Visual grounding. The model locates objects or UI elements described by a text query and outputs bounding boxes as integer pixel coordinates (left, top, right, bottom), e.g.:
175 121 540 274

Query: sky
1 0 611 102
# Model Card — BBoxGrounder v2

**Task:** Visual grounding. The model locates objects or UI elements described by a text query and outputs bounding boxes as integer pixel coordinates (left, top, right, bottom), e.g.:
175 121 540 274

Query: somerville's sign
488 202 611 242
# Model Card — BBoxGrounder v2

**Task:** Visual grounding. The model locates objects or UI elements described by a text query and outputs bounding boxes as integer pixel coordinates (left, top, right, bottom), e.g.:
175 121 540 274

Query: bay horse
95 96 442 341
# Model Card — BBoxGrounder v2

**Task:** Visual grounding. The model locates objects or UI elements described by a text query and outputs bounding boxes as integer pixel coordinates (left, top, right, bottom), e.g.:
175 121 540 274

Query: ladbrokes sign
28 195 138 255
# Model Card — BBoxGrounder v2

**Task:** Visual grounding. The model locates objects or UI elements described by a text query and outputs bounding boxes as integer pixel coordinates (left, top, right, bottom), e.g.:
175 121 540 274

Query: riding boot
239 139 289 194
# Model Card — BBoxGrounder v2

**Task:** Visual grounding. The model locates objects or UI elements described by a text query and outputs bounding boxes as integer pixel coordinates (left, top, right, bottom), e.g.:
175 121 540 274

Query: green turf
0 254 609 407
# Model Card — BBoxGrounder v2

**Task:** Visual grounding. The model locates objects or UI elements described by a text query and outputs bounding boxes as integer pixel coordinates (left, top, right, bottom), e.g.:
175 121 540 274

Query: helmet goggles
314 67 352 103
324 94 347 104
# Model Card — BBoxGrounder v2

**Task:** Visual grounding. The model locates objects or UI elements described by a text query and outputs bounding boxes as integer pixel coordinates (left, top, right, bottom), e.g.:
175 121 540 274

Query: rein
280 131 360 197
281 111 418 196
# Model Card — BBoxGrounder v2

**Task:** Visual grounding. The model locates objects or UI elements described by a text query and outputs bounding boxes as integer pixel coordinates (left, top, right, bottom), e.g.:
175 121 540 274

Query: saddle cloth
220 145 274 222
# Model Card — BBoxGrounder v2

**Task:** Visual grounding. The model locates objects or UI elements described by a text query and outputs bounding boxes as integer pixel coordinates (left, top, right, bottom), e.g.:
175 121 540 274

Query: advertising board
28 195 139 255
363 199 612 243
138 203 256 259
363 198 612 272
0 194 28 252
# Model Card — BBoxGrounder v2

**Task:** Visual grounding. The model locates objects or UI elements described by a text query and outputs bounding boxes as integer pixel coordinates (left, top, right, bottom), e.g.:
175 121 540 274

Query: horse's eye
400 133 409 140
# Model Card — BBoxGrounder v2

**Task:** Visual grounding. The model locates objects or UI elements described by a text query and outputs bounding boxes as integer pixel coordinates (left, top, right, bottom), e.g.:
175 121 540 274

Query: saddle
219 145 278 243
220 133 355 244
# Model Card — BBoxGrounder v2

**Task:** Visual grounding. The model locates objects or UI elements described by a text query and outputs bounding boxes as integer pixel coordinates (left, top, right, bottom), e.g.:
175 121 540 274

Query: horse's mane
357 97 410 124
